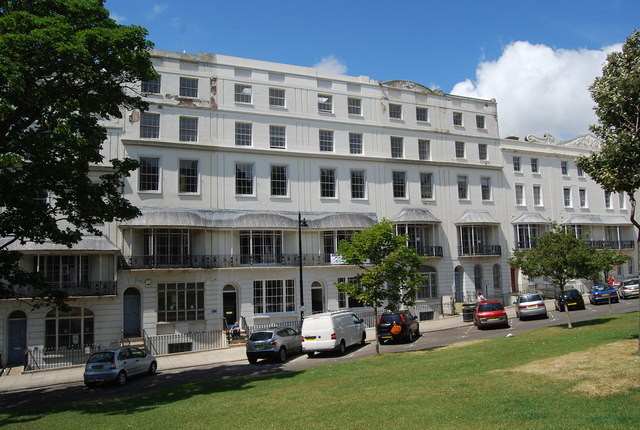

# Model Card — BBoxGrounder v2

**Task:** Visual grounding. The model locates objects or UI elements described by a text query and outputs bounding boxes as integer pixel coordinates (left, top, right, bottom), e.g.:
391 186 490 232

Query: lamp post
298 212 308 321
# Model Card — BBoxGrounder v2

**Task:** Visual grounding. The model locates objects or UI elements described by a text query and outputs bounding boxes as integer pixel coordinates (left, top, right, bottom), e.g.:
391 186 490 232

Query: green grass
2 313 639 430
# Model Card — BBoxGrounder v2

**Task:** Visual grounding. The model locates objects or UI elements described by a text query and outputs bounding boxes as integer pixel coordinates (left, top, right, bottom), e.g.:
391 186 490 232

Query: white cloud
451 41 622 140
147 3 168 20
110 13 126 23
313 56 347 75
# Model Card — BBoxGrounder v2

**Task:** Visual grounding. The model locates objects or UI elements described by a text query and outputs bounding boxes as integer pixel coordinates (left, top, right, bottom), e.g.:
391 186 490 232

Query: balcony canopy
120 208 378 230
0 235 119 253
391 208 441 224
454 211 500 225
562 214 632 225
511 212 550 225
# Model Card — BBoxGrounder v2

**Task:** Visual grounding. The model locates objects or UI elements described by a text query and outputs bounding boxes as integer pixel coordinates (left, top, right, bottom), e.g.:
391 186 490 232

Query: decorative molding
381 80 443 95
524 133 557 145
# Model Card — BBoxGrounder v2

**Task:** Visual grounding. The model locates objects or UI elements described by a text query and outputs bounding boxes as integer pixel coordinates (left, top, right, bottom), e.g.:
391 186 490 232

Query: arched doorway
7 310 27 366
123 288 141 337
222 284 238 326
474 264 484 296
310 281 325 314
454 266 464 302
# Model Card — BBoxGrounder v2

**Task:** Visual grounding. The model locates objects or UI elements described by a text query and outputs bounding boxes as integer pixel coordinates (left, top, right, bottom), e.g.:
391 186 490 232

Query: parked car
554 288 585 312
376 310 420 344
514 294 548 320
83 346 157 387
474 300 509 329
618 278 640 300
588 284 619 305
301 310 366 357
246 326 302 364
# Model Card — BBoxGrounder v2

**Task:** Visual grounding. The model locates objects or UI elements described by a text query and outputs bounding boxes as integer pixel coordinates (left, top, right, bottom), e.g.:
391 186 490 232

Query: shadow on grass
0 361 302 427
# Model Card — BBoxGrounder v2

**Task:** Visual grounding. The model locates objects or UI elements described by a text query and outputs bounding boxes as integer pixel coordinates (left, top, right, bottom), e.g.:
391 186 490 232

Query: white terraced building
1 50 636 366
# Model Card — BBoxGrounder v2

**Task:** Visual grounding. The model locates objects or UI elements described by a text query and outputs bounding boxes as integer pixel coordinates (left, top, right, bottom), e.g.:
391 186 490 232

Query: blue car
588 284 619 305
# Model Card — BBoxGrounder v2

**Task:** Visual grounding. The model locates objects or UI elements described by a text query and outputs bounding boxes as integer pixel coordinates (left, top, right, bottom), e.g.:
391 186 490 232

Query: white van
301 310 367 357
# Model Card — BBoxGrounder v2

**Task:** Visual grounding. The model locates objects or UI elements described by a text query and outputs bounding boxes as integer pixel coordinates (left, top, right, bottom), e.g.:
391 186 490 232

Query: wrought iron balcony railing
8 281 117 298
458 245 502 257
583 240 635 250
119 254 333 270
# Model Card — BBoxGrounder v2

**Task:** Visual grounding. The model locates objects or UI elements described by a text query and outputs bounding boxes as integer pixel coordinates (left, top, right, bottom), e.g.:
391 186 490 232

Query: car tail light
331 333 336 340
399 314 406 323
378 315 383 324
301 336 305 342
110 358 116 370
391 324 402 335
269 340 278 345
518 305 527 309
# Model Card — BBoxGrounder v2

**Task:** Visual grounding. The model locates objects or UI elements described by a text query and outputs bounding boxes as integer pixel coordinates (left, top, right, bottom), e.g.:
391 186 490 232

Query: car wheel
278 347 287 363
415 324 420 339
378 337 385 345
306 351 315 358
338 340 346 355
360 333 366 345
248 356 258 364
116 370 127 386
148 361 157 375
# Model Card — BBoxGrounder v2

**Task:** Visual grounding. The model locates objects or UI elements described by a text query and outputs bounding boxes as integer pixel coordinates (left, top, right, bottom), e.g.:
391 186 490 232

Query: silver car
246 326 302 364
618 278 640 300
84 346 157 387
514 294 548 320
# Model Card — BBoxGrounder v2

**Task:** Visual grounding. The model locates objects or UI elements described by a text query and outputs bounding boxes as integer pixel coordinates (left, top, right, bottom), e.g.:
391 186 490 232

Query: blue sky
105 0 640 140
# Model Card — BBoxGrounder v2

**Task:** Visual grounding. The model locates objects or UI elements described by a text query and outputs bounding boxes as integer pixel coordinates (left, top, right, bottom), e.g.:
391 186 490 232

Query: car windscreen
478 303 504 312
593 285 607 292
379 314 402 324
565 290 581 298
249 331 274 341
88 352 114 363
623 279 639 286
520 294 542 302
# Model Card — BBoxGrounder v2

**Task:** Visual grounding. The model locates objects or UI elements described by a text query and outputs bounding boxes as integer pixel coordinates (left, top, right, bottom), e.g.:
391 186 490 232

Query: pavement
0 305 519 394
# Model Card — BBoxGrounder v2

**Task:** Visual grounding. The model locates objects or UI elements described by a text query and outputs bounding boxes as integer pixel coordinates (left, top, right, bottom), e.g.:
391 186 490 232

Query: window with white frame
178 160 198 193
347 97 361 115
139 157 160 192
45 307 94 348
179 77 198 98
269 125 286 149
320 168 336 198
349 132 363 154
604 190 612 208
619 192 627 209
253 279 295 314
179 116 198 142
531 158 539 173
629 259 634 276
515 184 524 205
455 141 465 158
516 224 541 249
476 115 486 129
270 165 288 196
319 130 334 152
457 176 468 199
563 187 572 207
143 228 191 264
420 173 433 199
324 231 357 262
240 231 283 265
579 188 588 208
350 170 366 199
269 88 285 107
453 112 463 126
533 185 543 206
416 107 428 122
337 277 365 308
577 164 584 177
392 171 406 198
141 76 161 93
513 156 521 172
235 163 254 195
158 282 205 322
418 139 430 160
140 112 160 138
418 266 438 299
482 177 492 201
391 136 403 158
34 255 88 286
389 103 402 119
478 143 487 161
561 161 569 176
318 94 332 113
234 84 252 103
235 122 252 146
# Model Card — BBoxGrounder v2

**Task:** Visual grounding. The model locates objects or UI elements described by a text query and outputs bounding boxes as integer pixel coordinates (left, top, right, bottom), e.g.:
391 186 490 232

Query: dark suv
554 288 585 311
376 311 420 344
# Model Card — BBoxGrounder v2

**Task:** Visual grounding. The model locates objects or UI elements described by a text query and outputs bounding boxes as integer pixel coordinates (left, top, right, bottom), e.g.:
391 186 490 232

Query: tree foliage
0 0 156 305
576 30 640 233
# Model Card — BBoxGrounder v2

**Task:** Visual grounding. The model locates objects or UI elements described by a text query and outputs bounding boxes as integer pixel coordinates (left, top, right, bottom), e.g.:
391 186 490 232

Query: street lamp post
298 212 308 321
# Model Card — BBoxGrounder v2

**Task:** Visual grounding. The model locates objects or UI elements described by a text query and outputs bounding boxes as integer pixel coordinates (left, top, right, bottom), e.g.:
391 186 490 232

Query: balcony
9 281 117 298
119 254 335 270
583 240 635 250
412 245 444 257
458 245 502 257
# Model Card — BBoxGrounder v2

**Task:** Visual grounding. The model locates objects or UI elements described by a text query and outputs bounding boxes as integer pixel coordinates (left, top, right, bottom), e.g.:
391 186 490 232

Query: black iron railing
583 240 635 250
458 245 502 256
120 254 342 270
9 281 117 298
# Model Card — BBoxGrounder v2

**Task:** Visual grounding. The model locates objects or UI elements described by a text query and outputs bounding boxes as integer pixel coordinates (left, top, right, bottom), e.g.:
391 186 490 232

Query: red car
474 300 509 330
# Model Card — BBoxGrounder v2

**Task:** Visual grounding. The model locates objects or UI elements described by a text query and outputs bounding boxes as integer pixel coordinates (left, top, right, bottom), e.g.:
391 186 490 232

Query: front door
222 285 237 327
7 311 27 366
123 288 141 337
311 282 325 314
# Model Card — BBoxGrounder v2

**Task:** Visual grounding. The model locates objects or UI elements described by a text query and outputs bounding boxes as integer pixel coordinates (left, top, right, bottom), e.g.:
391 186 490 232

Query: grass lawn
2 313 639 429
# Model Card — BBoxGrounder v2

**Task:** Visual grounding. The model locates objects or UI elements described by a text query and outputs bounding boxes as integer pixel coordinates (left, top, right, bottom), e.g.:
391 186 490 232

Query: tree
508 224 626 329
575 29 640 352
336 219 425 354
0 0 156 307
